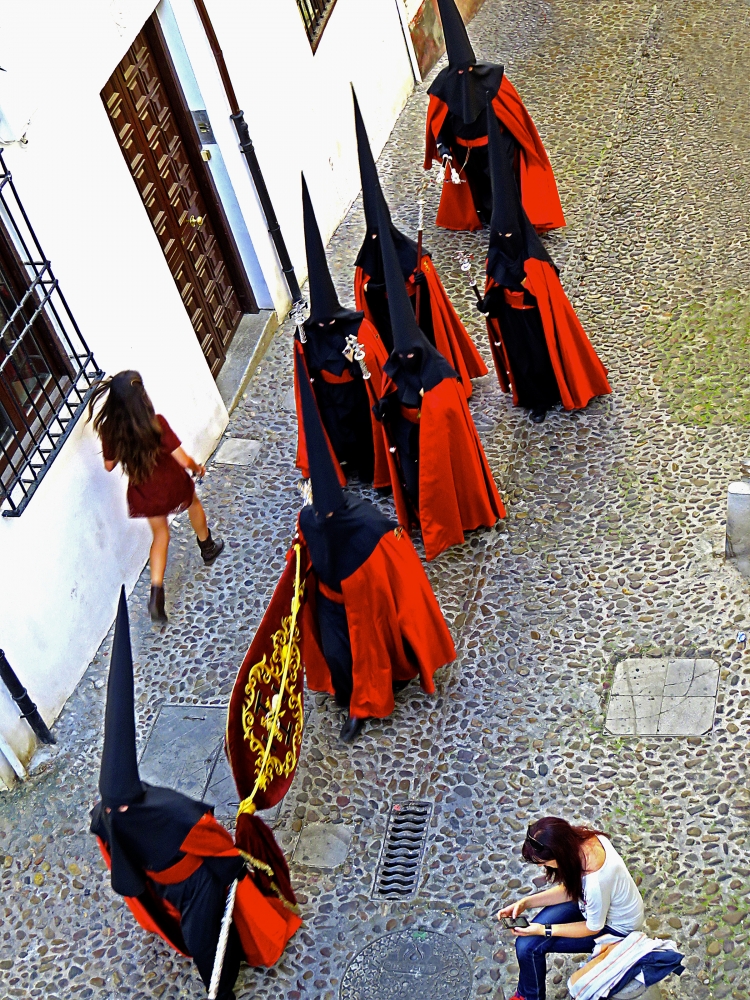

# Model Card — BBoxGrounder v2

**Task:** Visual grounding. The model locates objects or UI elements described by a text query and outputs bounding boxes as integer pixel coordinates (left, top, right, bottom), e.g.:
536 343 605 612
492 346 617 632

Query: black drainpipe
230 111 303 305
192 0 303 308
0 650 56 745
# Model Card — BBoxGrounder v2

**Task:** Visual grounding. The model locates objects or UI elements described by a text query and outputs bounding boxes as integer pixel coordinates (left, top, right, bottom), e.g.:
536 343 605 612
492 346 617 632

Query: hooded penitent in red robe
478 97 610 421
294 356 455 741
95 812 300 970
294 174 386 486
352 87 486 398
90 591 299 1000
373 195 504 561
423 0 564 235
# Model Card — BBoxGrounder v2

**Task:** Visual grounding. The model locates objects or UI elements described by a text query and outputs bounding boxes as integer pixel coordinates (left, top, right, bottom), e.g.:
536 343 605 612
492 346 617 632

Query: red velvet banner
226 546 305 812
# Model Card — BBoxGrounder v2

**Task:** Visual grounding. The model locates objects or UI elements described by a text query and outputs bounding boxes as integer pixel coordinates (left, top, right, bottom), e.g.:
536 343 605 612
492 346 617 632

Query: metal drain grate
372 800 431 899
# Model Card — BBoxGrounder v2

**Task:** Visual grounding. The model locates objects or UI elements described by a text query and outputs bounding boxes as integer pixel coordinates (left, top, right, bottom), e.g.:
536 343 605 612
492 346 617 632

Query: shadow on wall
409 0 488 79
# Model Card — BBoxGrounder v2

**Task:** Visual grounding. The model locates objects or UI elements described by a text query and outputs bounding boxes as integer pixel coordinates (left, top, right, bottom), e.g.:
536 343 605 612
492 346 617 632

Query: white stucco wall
201 0 416 311
0 0 228 774
0 0 415 778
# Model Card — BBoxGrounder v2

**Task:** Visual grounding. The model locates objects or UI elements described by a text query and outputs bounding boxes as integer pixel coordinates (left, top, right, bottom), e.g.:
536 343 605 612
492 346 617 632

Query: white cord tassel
208 878 238 1000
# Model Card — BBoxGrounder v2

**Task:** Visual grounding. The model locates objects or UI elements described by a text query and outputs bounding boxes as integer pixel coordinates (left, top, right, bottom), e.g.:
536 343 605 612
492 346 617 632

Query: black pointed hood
99 587 144 809
436 0 475 67
90 590 218 899
302 174 355 324
380 201 427 357
297 349 346 518
379 198 457 403
301 172 364 373
353 86 388 235
352 86 418 282
486 95 553 288
299 489 397 593
297 334 395 588
428 0 504 124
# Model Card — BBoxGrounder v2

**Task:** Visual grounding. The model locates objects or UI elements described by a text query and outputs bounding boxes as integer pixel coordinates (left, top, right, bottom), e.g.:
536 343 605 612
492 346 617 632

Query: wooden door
102 24 247 377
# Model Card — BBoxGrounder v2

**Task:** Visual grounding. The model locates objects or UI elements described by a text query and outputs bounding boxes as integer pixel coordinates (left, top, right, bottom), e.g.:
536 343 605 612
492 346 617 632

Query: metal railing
296 0 339 51
0 151 102 516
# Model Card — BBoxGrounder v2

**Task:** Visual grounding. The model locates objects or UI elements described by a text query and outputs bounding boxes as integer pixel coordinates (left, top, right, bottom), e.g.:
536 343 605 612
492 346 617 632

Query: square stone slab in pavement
138 703 226 800
605 658 720 736
213 437 262 466
204 748 284 827
293 822 352 869
139 703 283 826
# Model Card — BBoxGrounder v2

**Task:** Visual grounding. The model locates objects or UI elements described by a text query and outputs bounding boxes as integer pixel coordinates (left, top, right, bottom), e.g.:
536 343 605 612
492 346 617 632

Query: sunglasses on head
525 828 548 853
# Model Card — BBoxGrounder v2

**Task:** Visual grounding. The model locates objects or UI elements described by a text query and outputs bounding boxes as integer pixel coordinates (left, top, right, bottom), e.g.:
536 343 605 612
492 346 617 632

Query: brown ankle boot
197 530 225 565
148 585 168 623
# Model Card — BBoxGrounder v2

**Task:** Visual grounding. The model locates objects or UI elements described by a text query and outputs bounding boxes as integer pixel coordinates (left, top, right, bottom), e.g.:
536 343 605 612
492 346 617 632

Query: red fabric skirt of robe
299 530 456 719
424 77 565 234
485 262 611 410
381 376 505 561
97 812 301 968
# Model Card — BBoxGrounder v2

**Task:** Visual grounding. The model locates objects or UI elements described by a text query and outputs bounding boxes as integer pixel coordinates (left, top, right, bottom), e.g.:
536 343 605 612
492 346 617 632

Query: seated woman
497 817 645 1000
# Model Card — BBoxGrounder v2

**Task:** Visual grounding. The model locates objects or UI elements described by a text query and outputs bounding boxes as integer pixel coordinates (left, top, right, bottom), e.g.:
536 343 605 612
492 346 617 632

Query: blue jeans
515 902 622 1000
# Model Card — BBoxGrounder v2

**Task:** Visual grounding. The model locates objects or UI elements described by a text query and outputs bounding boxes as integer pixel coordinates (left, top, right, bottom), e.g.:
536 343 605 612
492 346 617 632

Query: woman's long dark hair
522 817 608 903
87 371 163 485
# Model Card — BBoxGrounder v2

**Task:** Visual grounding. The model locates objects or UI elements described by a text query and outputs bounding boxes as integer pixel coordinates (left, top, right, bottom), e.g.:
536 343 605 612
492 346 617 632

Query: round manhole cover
340 929 473 999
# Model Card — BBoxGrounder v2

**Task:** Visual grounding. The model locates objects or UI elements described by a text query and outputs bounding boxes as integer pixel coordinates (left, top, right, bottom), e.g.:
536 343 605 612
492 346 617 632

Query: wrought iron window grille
296 0 339 51
0 151 102 516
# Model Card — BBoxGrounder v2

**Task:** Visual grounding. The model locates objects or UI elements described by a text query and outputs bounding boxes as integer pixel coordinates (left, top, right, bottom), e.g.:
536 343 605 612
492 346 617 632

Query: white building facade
0 0 417 784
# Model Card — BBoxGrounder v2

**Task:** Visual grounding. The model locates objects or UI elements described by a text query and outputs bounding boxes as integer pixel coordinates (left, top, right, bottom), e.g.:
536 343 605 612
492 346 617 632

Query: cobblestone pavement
2 1 750 998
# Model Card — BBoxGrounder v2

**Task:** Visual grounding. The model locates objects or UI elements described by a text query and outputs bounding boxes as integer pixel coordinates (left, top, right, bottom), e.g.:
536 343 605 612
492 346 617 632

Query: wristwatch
544 924 553 938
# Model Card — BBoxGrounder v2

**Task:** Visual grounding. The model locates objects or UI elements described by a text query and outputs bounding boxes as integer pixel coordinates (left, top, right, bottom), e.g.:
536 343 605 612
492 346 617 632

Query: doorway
101 18 256 377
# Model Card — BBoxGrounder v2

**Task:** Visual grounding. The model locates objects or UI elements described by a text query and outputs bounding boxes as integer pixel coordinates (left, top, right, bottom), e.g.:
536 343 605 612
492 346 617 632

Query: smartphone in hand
501 915 529 930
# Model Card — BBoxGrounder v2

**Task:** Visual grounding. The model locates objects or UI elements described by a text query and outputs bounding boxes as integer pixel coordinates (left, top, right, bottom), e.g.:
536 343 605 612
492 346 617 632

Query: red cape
382 376 505 561
298 529 456 718
486 260 611 410
424 77 565 234
355 259 487 398
97 812 301 968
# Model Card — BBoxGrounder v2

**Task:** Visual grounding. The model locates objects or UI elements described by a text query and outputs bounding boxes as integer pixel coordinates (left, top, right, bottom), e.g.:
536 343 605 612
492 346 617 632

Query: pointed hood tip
378 195 459 394
297 355 346 517
352 86 391 234
486 96 551 281
98 587 144 808
302 173 349 324
486 93 523 237
377 198 428 355
436 0 475 67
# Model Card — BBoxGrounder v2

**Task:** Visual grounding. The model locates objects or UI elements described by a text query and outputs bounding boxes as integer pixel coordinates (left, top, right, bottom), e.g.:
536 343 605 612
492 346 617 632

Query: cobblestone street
2 0 750 998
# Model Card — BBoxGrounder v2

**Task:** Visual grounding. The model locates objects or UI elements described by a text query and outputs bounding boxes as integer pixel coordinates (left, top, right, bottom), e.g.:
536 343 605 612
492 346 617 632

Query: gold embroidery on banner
239 546 305 807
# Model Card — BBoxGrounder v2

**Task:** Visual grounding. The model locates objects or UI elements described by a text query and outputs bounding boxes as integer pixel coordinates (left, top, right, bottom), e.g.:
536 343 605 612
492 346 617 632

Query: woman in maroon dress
88 371 224 623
